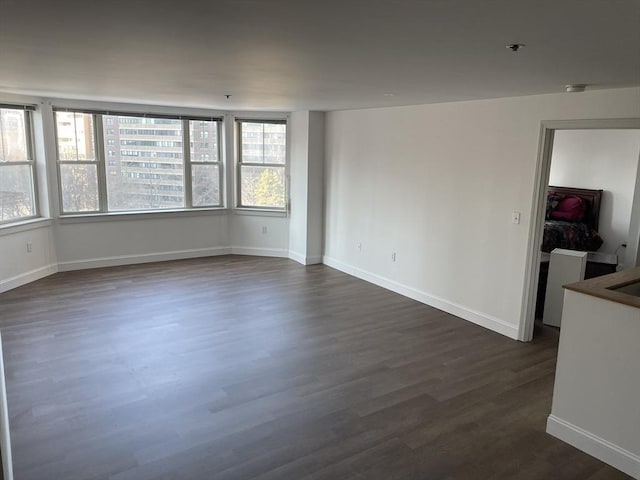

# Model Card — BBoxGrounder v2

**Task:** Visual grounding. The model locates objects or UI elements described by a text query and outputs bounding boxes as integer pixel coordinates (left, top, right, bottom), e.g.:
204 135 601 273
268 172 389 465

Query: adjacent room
1 1 639 479
533 129 640 330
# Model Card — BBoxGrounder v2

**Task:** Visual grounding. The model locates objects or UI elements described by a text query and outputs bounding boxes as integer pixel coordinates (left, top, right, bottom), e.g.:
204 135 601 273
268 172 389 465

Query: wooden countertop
564 266 640 309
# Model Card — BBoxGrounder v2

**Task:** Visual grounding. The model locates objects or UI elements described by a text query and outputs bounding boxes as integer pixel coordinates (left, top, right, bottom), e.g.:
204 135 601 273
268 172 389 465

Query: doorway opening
519 119 640 341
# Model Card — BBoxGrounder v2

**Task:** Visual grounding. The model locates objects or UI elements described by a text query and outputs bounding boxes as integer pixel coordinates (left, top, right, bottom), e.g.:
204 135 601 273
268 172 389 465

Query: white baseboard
2 248 291 287
547 415 640 479
57 247 231 271
322 256 519 340
289 251 323 265
288 250 306 265
0 264 58 294
230 246 289 258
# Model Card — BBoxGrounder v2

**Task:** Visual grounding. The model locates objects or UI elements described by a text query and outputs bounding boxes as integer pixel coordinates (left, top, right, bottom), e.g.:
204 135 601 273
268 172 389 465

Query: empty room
1 1 639 479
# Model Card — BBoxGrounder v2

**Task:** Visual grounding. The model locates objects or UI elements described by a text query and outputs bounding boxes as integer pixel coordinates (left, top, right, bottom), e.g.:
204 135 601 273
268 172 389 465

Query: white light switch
512 211 521 224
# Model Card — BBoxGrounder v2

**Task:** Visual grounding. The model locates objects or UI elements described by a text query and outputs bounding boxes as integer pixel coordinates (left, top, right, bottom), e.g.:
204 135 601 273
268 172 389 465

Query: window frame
0 104 40 225
184 119 224 209
53 108 224 215
236 119 287 211
54 111 102 214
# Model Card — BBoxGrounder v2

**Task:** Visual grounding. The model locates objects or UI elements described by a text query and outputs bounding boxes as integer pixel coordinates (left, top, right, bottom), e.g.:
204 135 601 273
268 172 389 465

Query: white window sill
0 217 53 237
233 208 288 218
58 208 229 224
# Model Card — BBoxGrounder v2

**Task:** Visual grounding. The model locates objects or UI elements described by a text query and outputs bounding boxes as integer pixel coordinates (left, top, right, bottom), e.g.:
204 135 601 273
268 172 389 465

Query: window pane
240 166 285 208
55 112 96 161
241 122 286 165
60 164 99 212
0 164 35 221
192 164 220 207
0 108 29 162
263 123 286 164
189 120 219 162
104 115 184 211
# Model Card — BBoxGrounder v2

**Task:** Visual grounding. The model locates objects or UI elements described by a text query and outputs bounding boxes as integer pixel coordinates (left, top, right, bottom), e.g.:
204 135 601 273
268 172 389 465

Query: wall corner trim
305 255 323 265
288 251 323 265
0 264 58 294
547 414 640 479
322 256 520 340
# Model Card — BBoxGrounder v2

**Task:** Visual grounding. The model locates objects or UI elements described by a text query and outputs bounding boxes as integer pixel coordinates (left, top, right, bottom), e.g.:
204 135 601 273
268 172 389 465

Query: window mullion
183 119 192 209
217 120 224 208
54 111 66 215
24 110 34 161
25 111 40 218
94 115 108 213
236 120 241 207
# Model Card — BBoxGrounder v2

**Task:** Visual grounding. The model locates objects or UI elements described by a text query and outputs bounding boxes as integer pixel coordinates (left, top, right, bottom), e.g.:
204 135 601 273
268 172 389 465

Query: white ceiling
1 0 639 112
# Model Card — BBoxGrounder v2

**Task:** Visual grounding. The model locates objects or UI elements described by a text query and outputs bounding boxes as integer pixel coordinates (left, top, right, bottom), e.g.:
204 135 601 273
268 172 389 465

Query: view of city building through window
0 106 37 223
189 120 221 207
54 111 223 213
238 121 286 209
0 109 287 223
56 112 99 212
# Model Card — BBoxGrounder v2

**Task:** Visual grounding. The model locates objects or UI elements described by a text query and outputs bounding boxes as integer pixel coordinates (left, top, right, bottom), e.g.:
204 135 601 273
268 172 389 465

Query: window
55 112 99 212
105 115 184 211
54 109 223 214
0 105 38 224
189 119 221 207
237 120 286 209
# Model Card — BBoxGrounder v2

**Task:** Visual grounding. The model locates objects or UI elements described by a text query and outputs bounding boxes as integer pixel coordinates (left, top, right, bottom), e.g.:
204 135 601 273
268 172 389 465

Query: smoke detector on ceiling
565 84 587 93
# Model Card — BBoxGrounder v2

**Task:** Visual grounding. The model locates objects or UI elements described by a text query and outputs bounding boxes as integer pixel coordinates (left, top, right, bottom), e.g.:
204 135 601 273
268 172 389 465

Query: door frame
518 118 640 342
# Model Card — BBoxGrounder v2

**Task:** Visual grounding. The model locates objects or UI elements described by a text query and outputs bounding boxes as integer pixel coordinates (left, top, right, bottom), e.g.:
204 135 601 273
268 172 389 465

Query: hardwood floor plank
0 256 631 479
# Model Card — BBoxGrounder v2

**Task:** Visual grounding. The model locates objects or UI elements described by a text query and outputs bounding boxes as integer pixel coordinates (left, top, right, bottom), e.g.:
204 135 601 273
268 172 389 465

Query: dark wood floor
0 256 630 480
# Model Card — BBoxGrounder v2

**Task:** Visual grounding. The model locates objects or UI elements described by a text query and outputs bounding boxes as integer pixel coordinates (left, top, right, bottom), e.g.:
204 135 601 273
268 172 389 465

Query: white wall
0 95 58 293
324 87 640 339
55 214 231 270
548 289 640 478
229 214 289 257
0 211 293 285
0 223 57 292
550 129 640 255
307 112 325 262
288 111 324 264
289 111 311 261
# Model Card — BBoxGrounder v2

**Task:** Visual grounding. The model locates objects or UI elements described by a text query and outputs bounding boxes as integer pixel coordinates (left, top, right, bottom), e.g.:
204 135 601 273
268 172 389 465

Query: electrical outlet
391 252 396 262
26 241 33 253
357 242 362 252
261 226 267 234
